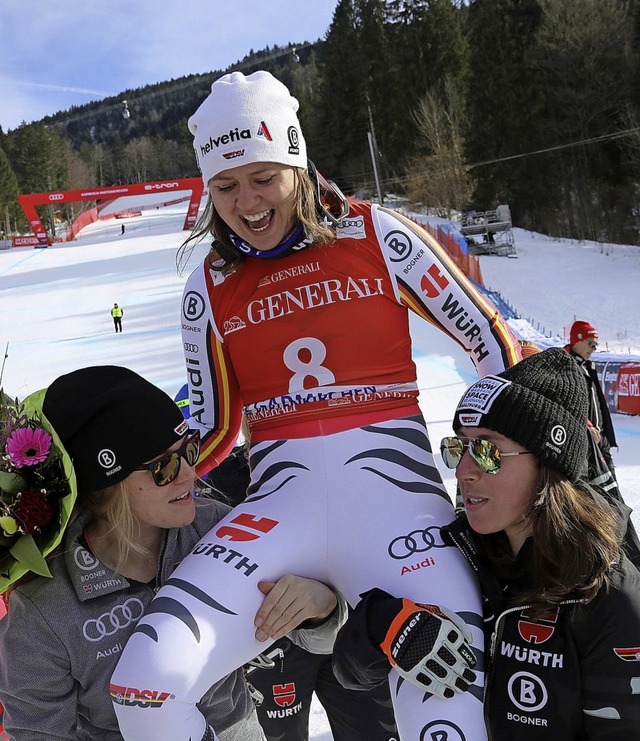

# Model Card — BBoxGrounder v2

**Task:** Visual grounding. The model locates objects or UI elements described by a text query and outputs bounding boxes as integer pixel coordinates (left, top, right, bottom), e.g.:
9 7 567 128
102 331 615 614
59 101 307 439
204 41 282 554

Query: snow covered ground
1 201 639 738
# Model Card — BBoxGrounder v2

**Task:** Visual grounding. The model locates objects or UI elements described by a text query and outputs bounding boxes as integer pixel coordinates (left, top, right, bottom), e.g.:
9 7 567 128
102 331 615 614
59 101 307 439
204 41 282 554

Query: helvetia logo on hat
199 128 252 158
256 121 272 141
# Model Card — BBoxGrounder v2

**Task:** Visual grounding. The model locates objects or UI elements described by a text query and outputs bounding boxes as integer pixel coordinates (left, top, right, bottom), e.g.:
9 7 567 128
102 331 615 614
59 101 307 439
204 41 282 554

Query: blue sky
0 0 338 132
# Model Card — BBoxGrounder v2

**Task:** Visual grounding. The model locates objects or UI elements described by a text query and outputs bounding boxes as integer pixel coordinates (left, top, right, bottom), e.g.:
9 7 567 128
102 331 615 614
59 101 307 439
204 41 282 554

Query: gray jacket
0 500 344 740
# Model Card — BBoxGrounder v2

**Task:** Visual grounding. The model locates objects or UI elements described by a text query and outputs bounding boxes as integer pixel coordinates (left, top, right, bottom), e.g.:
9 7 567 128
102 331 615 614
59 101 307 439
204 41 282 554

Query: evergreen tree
0 144 21 236
5 123 69 194
529 0 636 241
386 0 469 172
464 0 545 226
315 0 373 190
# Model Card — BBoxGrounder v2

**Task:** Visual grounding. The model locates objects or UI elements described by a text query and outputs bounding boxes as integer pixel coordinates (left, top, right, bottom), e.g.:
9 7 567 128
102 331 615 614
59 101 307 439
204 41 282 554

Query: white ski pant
111 414 486 741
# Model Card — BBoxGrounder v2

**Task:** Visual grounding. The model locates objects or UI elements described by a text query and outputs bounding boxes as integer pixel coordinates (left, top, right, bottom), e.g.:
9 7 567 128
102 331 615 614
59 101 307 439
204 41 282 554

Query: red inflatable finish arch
17 178 204 247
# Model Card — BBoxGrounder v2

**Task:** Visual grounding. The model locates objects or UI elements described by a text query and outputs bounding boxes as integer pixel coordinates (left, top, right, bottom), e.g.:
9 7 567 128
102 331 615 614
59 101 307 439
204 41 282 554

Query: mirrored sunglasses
440 436 533 475
135 430 200 486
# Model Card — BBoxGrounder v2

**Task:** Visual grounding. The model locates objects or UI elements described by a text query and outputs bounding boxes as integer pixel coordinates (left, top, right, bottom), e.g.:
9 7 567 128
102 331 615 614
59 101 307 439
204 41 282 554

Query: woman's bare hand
254 575 337 642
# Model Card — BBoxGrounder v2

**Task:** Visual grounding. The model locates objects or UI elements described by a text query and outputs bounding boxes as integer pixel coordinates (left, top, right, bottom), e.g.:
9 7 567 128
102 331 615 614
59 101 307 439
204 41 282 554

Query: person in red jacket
112 70 522 741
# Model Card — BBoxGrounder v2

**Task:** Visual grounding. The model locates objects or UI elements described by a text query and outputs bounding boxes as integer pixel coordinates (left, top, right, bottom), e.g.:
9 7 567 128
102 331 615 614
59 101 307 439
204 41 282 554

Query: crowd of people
0 70 638 741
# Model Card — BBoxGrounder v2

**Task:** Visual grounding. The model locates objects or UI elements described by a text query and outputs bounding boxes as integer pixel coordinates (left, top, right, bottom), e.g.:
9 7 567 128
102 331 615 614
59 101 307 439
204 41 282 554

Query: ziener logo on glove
392 613 423 659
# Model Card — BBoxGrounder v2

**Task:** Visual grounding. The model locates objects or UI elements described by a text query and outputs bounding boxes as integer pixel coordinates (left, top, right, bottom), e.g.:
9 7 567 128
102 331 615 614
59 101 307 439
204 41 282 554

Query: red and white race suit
111 203 520 741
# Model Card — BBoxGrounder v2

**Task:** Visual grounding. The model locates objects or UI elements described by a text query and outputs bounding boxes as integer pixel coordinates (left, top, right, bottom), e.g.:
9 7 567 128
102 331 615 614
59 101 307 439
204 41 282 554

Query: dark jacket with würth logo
334 514 640 740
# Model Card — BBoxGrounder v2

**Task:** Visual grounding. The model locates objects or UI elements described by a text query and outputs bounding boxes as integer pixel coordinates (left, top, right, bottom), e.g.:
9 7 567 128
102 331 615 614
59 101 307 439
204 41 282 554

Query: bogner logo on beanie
189 70 307 189
42 366 189 492
453 348 589 482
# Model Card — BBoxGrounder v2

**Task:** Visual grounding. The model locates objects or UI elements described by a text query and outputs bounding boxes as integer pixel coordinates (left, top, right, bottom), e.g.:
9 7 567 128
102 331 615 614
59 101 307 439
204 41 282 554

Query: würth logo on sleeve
216 513 279 542
420 263 449 298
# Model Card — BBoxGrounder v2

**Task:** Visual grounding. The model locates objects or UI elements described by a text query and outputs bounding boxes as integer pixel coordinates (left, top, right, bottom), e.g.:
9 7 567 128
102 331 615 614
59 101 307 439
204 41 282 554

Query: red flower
10 489 53 534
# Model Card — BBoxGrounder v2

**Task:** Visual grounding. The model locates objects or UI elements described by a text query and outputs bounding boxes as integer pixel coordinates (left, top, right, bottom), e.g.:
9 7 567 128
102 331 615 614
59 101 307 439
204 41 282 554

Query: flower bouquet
0 387 77 591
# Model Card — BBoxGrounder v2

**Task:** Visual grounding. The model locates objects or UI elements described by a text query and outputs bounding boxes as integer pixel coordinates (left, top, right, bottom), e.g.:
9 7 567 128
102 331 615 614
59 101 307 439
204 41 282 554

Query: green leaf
0 516 17 535
0 470 27 494
9 534 52 578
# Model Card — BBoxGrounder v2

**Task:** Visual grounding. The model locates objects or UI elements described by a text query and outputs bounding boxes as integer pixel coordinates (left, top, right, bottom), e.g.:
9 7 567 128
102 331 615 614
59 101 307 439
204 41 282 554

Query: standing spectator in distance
121 224 126 235
333 348 640 739
564 321 640 569
0 366 343 740
111 302 123 333
564 320 617 475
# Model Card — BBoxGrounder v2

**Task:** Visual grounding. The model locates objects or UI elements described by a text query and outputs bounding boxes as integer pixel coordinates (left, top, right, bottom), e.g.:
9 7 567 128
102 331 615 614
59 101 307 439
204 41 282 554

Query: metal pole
367 131 383 204
366 99 384 204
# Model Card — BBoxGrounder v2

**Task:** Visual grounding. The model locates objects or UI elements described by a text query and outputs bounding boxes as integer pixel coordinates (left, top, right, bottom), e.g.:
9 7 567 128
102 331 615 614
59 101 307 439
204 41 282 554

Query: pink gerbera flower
5 426 52 467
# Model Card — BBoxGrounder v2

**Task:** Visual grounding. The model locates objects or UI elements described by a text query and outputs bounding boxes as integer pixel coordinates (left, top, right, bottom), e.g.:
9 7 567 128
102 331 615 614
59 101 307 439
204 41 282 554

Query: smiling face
125 437 197 532
209 162 298 251
455 426 539 555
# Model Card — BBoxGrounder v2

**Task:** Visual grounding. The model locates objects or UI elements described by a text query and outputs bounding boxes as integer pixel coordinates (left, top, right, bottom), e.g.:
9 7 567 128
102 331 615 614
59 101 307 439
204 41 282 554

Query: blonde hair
82 481 152 573
177 168 335 276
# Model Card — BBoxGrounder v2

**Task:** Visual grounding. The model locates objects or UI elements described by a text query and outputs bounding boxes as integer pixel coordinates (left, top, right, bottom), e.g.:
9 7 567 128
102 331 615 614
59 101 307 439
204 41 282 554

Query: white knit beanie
189 70 307 189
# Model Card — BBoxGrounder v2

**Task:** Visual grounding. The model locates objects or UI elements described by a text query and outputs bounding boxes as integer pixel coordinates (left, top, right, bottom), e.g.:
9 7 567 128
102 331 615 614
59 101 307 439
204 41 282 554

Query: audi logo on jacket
0 503 259 739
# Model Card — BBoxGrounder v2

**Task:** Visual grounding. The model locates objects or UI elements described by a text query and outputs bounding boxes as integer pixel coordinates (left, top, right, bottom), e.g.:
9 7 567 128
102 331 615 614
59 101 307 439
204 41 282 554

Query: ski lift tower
460 204 515 256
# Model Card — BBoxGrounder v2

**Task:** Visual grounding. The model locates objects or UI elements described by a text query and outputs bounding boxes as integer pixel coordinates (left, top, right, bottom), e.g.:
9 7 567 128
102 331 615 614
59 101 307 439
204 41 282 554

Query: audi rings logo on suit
387 526 447 559
83 598 145 642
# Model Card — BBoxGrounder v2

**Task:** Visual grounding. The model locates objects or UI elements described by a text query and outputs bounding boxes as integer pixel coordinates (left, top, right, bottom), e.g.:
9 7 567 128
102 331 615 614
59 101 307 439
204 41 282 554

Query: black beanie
453 348 589 482
42 366 189 492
